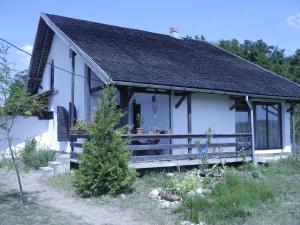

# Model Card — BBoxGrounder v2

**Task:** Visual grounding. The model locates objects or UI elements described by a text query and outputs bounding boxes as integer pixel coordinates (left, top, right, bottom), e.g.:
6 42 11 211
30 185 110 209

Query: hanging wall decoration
152 95 158 118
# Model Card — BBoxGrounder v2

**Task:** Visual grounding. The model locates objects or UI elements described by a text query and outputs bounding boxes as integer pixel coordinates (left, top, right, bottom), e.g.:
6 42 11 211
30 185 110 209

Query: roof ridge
44 12 178 40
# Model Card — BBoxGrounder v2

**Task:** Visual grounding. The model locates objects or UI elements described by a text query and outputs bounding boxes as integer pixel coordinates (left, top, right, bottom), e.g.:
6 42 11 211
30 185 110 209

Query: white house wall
171 93 188 155
171 93 235 155
38 34 88 152
191 93 236 153
128 93 169 132
0 116 49 152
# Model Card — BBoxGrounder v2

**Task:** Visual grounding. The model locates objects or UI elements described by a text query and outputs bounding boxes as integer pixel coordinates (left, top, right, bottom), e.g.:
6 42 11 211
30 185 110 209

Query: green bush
19 138 54 170
177 175 203 196
73 86 136 196
178 172 274 224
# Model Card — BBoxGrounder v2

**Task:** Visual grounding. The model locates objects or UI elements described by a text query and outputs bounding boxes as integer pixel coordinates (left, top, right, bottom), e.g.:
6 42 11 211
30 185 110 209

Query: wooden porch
70 131 253 169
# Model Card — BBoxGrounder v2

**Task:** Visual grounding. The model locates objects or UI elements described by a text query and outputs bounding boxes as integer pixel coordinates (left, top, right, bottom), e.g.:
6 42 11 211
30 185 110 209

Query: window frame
235 102 251 133
235 101 251 150
254 102 283 150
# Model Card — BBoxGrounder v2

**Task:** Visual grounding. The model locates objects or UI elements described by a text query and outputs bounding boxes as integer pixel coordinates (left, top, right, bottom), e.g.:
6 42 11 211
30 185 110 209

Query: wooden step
40 166 54 176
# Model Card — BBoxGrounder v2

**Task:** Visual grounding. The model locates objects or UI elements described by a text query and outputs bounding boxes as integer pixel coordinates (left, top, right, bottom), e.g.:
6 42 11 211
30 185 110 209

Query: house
4 13 300 168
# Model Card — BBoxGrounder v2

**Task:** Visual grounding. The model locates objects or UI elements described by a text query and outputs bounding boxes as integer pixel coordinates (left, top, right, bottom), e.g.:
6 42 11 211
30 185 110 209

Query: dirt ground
0 170 153 225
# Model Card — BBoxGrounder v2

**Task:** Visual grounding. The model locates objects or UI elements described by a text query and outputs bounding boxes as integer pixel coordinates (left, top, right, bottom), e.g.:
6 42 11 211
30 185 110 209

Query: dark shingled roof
28 13 300 99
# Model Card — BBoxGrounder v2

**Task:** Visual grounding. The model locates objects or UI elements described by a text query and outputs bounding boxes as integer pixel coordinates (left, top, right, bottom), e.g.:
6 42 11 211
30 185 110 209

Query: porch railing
70 131 252 164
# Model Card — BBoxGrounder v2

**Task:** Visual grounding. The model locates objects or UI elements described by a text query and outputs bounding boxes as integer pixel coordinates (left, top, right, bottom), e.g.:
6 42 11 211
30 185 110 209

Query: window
235 102 250 148
254 103 282 149
236 103 250 134
87 67 103 94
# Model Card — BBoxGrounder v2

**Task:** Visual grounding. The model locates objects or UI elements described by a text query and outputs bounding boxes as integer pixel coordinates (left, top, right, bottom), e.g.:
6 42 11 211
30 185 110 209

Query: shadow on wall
0 116 49 152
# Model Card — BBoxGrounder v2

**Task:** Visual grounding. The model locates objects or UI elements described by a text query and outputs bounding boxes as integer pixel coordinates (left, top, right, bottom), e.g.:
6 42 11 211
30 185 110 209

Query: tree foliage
217 38 300 142
73 86 136 196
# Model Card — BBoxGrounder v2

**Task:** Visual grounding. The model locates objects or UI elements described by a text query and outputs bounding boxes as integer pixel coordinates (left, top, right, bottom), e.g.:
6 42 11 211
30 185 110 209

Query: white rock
166 201 181 208
195 188 203 194
149 188 161 199
187 190 196 197
158 200 170 208
202 188 212 194
181 221 191 225
187 189 204 197
120 194 126 199
166 172 175 177
181 221 206 225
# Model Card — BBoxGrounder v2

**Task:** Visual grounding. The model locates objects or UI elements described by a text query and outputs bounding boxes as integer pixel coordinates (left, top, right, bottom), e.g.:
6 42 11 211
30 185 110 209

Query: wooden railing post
187 93 192 154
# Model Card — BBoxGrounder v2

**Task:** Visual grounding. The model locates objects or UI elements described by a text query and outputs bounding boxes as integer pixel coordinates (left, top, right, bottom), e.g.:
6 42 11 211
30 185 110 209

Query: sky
0 0 300 71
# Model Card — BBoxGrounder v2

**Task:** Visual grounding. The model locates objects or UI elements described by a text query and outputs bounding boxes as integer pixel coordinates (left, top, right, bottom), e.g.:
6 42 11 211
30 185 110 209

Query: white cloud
286 13 300 28
16 44 33 67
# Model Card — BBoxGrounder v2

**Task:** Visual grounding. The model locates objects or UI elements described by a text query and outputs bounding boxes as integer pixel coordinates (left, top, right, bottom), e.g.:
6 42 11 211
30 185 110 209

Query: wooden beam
175 95 186 109
69 132 252 140
130 157 252 169
119 87 135 126
287 102 299 112
126 142 250 151
70 51 76 128
131 151 252 162
291 107 296 156
174 92 186 96
169 91 172 154
90 86 102 94
187 93 192 153
230 96 245 110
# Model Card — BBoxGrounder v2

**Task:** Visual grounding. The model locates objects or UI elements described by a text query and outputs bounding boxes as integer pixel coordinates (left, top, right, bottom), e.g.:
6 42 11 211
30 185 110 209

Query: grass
176 157 300 225
47 173 76 194
0 190 89 225
47 171 180 225
45 157 300 225
177 172 274 224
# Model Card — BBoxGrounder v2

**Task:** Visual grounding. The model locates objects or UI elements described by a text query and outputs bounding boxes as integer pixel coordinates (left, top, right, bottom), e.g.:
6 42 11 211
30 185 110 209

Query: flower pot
136 127 144 134
200 172 206 177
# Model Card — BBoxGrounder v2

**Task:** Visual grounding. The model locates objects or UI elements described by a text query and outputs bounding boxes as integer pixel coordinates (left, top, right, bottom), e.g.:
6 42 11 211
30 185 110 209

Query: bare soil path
0 170 149 225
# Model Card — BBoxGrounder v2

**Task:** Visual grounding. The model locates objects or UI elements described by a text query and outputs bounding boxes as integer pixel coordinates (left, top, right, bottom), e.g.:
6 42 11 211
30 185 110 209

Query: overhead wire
0 37 102 82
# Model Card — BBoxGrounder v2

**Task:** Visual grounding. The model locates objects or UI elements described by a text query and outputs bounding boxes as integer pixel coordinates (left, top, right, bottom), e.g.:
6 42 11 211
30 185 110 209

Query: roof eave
110 80 300 101
40 13 111 85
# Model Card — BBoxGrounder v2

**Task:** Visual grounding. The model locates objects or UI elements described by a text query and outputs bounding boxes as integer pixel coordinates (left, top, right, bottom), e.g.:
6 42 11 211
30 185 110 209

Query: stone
202 188 212 194
166 172 174 177
158 200 170 208
158 191 181 202
187 190 196 197
149 188 161 199
40 166 54 176
120 194 126 200
181 221 206 225
195 188 203 194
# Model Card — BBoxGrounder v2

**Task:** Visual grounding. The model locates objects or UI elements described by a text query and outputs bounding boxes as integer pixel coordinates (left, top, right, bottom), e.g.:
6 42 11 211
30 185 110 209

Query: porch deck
70 131 253 169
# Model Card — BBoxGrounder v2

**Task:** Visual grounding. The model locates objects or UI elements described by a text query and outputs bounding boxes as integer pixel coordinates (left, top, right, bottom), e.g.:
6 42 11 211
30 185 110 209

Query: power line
0 37 102 82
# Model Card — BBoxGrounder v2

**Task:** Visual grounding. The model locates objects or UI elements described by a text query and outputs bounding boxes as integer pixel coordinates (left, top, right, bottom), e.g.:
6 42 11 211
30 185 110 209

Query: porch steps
39 153 71 176
40 166 54 176
48 161 65 174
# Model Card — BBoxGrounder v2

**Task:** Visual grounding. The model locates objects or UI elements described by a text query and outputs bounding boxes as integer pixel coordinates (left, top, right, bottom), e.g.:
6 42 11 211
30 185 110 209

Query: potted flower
70 120 89 135
136 113 144 134
156 127 161 134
